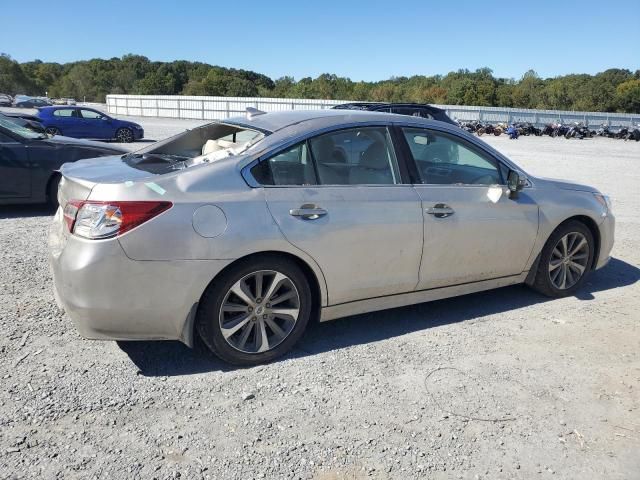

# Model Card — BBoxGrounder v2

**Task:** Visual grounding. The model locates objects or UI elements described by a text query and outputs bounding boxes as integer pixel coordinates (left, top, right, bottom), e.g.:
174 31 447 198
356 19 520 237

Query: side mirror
507 170 527 198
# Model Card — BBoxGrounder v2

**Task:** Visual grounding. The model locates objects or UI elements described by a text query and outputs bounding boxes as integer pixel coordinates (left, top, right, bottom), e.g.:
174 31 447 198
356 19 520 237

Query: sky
1 0 639 81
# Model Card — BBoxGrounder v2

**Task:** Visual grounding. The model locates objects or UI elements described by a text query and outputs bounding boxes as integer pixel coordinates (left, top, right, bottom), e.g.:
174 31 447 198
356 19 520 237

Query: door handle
289 204 327 220
426 203 455 218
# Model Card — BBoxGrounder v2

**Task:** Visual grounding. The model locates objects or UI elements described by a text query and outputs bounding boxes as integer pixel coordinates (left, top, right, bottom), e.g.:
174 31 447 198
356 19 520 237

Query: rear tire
196 256 312 366
45 126 61 136
530 220 594 298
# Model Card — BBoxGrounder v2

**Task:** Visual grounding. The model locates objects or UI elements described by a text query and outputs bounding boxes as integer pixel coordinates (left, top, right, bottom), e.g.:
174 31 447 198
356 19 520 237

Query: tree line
1 53 639 113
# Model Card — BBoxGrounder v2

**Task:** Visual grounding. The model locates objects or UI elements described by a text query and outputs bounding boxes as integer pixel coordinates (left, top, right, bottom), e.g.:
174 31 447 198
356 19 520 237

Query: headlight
593 193 612 212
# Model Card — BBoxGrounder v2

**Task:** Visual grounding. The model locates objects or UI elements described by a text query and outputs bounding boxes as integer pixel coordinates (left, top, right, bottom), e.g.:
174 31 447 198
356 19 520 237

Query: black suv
332 102 456 126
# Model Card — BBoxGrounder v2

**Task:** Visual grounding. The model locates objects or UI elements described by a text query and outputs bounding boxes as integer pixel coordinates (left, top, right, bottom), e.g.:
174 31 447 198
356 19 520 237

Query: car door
50 108 78 137
398 126 539 290
253 126 424 305
0 130 30 199
78 109 111 139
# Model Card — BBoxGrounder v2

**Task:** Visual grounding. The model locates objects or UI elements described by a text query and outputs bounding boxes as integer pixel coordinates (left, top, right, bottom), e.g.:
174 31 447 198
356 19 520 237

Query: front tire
531 220 594 297
115 127 134 143
196 256 312 365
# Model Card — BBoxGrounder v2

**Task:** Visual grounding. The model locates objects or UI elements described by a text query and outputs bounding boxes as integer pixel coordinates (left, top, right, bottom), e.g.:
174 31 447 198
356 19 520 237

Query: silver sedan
49 110 615 365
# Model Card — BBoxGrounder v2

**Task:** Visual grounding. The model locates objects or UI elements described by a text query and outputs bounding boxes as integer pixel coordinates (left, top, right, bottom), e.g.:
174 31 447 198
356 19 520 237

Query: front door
78 109 111 139
398 126 539 290
255 126 424 305
0 131 30 199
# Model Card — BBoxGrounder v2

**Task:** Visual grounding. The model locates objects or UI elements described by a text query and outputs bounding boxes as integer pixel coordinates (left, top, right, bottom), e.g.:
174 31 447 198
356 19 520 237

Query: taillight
63 200 172 239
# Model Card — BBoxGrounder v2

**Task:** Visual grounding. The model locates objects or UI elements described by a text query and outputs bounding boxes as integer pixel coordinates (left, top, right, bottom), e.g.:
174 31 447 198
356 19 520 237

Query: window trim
244 123 413 188
396 125 507 186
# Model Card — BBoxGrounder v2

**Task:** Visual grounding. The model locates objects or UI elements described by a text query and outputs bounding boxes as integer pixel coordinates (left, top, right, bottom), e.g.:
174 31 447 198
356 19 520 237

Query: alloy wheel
548 232 589 290
116 128 133 143
219 270 300 354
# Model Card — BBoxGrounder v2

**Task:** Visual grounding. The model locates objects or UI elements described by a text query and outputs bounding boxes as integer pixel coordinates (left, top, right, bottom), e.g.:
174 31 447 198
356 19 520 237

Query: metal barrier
106 95 638 128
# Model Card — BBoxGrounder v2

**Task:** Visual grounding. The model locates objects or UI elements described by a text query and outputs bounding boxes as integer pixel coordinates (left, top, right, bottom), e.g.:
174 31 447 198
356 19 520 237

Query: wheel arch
46 171 61 204
183 250 325 348
525 214 602 286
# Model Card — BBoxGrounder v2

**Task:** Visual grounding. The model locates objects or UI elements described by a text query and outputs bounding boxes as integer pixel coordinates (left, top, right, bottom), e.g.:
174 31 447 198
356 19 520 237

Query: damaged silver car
49 109 615 365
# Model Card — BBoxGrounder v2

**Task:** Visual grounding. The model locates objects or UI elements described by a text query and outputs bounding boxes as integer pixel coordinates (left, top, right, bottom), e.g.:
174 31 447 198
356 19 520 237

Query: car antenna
246 107 266 119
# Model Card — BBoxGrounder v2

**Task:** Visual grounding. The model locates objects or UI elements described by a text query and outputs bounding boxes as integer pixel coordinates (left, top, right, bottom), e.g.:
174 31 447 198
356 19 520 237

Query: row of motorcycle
459 120 640 141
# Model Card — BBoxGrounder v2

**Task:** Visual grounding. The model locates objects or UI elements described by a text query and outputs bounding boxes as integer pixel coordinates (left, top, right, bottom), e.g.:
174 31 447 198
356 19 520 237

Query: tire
530 220 595 298
115 127 134 143
45 126 61 136
196 256 312 366
47 174 61 208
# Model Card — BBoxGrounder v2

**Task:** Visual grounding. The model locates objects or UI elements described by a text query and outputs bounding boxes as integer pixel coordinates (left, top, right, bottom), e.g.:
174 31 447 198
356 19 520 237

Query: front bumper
133 128 144 140
49 211 231 344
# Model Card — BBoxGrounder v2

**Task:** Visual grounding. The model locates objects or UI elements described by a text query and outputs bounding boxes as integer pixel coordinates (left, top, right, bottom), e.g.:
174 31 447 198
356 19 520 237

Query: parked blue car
37 106 144 143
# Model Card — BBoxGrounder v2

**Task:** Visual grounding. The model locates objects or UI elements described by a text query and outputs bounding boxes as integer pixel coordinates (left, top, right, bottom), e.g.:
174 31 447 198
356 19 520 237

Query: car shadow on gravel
0 205 56 219
120 257 638 376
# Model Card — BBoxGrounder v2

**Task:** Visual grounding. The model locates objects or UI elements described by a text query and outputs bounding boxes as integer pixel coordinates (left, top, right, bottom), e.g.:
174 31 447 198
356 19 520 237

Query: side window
80 110 102 119
308 127 401 185
401 128 502 185
53 109 74 117
251 142 317 186
392 107 433 119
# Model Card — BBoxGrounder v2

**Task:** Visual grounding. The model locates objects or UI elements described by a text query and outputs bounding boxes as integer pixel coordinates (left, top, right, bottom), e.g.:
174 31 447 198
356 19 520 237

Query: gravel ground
0 118 639 479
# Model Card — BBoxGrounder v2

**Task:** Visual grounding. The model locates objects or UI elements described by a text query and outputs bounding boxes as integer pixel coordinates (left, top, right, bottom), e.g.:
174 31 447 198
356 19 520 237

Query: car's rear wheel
115 127 134 143
45 126 61 136
531 220 594 297
196 256 312 365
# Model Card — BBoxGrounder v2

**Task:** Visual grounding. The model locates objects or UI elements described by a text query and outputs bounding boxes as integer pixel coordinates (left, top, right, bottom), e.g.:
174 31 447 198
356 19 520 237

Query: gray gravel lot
1 116 639 479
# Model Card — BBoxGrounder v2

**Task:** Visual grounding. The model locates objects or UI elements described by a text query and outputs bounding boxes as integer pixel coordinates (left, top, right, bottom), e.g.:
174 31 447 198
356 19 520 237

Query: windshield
0 117 46 139
122 122 266 171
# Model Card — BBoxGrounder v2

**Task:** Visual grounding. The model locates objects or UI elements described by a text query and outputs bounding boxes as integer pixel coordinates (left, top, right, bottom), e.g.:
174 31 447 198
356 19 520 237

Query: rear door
254 126 424 305
398 126 539 289
51 108 80 137
0 130 30 199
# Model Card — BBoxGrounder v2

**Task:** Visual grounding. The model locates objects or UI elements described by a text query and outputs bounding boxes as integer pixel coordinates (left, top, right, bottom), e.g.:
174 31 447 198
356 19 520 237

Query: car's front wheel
531 220 594 297
196 256 312 365
115 127 134 143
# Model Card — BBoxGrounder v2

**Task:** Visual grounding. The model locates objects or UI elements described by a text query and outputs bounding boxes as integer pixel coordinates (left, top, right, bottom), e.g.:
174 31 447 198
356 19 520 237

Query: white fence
106 94 639 129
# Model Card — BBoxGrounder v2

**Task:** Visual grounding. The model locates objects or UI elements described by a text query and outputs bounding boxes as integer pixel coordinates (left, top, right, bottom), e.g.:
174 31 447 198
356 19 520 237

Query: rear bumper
596 212 615 270
49 214 231 344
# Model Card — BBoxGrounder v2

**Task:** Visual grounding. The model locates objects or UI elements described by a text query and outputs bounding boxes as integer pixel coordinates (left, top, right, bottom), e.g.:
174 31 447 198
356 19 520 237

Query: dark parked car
13 97 53 108
37 106 144 143
0 111 46 133
332 102 457 126
0 94 12 107
0 116 126 206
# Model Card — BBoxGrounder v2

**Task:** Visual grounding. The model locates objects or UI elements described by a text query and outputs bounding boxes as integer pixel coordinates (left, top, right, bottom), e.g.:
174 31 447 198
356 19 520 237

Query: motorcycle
595 124 610 137
564 122 591 139
476 123 502 136
625 125 640 141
